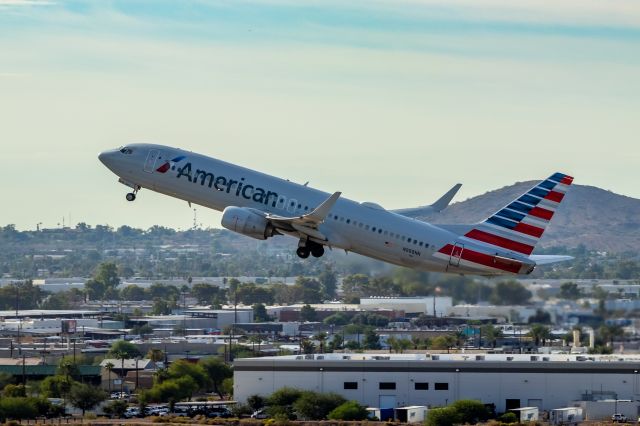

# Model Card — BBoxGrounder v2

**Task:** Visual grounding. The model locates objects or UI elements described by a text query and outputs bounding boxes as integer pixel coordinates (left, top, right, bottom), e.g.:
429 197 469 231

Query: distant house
99 358 156 391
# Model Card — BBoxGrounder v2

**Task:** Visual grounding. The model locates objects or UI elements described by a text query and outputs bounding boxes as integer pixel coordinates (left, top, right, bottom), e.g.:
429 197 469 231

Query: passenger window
372 227 376 232
419 242 423 246
378 229 382 234
346 219 351 224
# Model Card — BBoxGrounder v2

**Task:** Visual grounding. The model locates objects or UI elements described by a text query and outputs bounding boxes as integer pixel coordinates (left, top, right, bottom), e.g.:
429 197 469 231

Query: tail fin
463 172 573 255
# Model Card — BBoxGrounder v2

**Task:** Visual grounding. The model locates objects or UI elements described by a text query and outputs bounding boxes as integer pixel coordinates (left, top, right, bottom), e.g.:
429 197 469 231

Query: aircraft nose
98 149 117 168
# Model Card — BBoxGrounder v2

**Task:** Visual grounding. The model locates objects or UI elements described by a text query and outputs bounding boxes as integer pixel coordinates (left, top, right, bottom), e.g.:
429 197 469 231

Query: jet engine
221 206 276 240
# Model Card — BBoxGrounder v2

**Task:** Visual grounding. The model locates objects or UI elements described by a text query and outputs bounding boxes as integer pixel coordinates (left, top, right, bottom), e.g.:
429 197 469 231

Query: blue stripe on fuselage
487 216 517 229
496 208 526 222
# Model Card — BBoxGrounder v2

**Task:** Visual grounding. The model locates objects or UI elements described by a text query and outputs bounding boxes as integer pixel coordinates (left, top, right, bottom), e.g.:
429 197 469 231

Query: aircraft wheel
296 247 310 259
311 245 325 258
126 193 136 202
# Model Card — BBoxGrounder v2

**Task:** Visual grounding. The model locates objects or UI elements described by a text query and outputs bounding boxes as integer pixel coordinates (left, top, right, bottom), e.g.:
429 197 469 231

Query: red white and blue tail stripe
463 172 573 255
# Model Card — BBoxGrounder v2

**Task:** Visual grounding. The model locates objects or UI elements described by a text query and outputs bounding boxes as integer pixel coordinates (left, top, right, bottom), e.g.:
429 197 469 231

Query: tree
293 277 323 304
84 279 105 301
104 361 115 394
152 298 172 315
426 406 460 426
451 399 490 423
120 285 146 301
490 280 532 305
69 383 106 416
167 360 209 391
362 329 381 350
300 304 317 322
301 339 316 354
191 283 223 305
108 340 142 358
0 397 49 422
528 309 551 324
40 375 74 398
480 325 503 348
253 303 271 322
323 312 349 326
318 267 338 299
95 262 120 288
529 324 551 346
247 394 265 411
559 282 581 299
146 348 164 362
146 376 198 404
199 357 233 399
2 384 26 397
328 400 369 421
103 400 128 418
293 391 346 420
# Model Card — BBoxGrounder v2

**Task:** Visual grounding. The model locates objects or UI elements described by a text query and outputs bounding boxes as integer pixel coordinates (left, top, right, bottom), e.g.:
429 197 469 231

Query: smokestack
573 329 581 347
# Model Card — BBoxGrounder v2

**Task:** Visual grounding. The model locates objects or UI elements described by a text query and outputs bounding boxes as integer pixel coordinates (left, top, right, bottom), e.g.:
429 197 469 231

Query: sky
1 0 639 231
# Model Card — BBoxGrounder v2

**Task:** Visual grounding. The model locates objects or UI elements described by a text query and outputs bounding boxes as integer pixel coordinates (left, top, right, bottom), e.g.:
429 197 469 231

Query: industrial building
234 353 640 415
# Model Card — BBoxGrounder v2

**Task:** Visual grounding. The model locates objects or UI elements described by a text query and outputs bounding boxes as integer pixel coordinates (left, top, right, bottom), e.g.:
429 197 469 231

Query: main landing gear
296 241 325 259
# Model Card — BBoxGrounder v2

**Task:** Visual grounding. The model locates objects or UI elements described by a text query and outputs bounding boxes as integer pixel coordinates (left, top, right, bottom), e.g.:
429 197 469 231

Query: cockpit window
119 147 133 154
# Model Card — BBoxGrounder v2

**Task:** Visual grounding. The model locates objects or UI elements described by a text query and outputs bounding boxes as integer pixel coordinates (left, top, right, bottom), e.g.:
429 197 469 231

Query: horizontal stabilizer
529 255 574 265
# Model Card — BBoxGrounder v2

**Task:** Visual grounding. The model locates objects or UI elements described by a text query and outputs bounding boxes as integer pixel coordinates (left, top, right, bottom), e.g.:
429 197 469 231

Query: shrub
292 391 346 420
498 412 518 423
103 400 128 418
451 399 490 424
327 400 369 421
426 406 460 426
267 387 302 407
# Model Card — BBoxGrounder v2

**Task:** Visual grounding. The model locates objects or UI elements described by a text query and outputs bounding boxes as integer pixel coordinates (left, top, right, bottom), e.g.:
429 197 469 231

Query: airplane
99 144 573 276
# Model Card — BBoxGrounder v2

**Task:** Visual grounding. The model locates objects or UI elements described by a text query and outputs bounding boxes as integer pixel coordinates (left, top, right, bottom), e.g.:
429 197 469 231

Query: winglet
431 183 462 212
306 192 341 222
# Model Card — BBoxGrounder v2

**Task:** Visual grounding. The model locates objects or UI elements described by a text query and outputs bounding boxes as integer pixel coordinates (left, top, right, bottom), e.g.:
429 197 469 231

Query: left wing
265 191 341 242
393 183 462 218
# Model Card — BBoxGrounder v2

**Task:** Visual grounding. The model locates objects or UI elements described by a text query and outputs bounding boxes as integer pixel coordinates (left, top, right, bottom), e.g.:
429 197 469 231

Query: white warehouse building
234 353 640 414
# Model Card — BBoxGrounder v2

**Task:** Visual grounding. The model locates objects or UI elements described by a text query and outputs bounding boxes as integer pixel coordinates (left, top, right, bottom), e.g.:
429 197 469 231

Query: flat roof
0 310 103 318
234 353 640 374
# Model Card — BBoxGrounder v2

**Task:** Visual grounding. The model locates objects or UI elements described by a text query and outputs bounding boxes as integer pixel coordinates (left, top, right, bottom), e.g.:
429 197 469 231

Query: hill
417 182 640 253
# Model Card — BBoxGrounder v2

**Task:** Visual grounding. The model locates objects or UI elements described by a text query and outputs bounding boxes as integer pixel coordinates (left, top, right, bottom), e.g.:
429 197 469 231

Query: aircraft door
144 149 160 173
449 242 464 267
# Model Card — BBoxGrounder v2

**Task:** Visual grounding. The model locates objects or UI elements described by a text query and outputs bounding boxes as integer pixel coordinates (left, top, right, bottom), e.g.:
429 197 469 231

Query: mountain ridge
416 182 640 253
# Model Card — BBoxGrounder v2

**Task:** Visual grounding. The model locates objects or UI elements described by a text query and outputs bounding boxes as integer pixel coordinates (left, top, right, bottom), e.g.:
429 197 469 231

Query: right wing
265 191 341 242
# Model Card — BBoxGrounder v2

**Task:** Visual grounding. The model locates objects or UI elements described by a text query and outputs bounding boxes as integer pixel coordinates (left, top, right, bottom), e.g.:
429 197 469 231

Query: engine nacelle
221 206 275 240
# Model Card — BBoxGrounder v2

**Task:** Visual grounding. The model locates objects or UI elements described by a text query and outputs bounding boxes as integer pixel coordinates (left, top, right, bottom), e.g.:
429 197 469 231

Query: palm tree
312 332 328 354
528 324 551 347
481 325 504 348
146 348 164 363
104 361 114 394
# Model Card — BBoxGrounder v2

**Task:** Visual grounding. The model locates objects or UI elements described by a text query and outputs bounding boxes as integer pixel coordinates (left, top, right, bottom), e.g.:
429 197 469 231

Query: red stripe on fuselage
528 206 554 220
560 176 573 185
513 222 544 238
545 191 564 203
465 229 534 255
438 244 522 274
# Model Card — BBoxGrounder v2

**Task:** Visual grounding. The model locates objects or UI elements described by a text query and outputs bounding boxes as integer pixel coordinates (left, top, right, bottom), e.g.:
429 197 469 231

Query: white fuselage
99 143 526 275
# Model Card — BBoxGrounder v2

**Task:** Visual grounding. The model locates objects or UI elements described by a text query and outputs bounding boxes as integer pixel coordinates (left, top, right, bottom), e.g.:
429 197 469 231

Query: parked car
123 407 140 419
251 409 268 419
612 413 628 423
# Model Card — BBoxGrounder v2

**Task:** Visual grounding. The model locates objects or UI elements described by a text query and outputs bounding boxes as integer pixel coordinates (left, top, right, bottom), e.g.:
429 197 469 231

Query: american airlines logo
175 162 280 206
156 155 186 173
